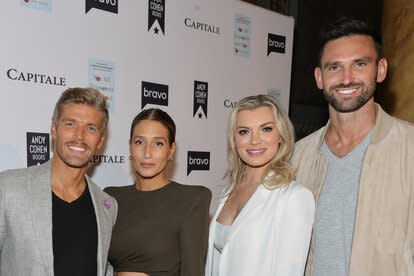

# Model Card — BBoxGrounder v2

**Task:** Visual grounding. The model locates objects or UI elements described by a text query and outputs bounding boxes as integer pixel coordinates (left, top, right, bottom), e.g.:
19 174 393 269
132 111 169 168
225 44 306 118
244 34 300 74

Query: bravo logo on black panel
267 33 286 55
27 132 50 167
193 81 208 119
141 81 168 108
148 0 165 35
86 0 118 14
187 151 210 176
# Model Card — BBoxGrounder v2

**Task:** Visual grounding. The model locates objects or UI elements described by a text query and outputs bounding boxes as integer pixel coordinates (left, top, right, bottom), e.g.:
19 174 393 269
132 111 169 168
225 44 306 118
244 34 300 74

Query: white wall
0 0 294 212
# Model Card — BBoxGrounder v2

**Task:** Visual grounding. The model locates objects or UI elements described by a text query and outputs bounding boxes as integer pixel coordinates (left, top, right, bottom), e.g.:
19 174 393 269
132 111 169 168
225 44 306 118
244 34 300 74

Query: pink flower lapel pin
104 198 111 209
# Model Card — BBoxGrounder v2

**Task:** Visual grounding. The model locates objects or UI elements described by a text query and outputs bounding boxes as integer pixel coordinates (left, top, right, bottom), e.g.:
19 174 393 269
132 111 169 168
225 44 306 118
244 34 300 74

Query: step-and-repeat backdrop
0 0 294 212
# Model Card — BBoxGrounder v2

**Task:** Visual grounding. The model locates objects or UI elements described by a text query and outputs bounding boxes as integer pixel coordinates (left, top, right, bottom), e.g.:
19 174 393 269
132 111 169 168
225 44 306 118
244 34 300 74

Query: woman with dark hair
205 95 314 276
105 108 211 276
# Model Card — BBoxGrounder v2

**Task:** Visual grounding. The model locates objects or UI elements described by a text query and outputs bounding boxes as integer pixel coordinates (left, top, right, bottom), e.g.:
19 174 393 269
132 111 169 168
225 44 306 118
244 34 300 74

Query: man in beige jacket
291 17 414 276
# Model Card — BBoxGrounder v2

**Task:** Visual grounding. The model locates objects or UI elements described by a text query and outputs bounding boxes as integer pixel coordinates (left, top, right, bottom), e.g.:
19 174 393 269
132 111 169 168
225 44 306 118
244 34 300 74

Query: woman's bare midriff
115 272 149 276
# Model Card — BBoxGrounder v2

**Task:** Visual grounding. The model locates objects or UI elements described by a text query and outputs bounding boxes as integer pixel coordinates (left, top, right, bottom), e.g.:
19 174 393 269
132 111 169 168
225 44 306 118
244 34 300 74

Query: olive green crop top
104 182 211 276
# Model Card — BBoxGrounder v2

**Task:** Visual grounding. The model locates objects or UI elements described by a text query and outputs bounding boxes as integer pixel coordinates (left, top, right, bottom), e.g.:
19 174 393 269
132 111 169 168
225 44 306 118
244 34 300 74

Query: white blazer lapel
225 185 270 246
27 162 54 275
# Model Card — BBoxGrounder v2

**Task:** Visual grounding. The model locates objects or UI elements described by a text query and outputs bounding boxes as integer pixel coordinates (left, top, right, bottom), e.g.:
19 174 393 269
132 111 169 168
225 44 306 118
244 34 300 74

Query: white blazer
205 181 315 276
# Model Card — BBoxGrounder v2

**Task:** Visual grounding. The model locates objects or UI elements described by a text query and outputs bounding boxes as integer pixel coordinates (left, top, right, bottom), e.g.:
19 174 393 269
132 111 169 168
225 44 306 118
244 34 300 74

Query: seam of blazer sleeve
0 175 5 251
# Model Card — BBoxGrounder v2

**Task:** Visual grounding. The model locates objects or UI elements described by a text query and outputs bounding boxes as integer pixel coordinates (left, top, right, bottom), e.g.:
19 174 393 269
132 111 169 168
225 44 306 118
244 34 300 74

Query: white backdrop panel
0 0 294 213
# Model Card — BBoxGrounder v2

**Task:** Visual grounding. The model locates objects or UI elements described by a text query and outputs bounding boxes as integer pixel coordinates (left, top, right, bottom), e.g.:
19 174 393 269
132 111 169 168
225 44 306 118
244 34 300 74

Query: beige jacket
291 104 414 276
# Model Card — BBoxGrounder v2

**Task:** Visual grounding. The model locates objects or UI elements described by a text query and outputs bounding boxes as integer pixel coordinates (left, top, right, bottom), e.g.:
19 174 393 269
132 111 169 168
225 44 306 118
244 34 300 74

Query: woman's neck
134 173 169 191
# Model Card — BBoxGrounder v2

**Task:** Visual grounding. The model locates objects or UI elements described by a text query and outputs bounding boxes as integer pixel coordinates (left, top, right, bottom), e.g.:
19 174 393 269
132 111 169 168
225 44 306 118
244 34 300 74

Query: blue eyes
63 122 97 133
238 127 273 135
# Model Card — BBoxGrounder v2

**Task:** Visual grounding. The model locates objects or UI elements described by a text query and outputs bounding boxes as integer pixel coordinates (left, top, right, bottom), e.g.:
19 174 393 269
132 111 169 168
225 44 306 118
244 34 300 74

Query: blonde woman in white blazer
205 95 315 276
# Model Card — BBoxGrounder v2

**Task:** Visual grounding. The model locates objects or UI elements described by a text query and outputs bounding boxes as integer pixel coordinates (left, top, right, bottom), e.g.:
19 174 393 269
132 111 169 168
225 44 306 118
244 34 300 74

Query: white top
212 222 231 276
205 180 315 276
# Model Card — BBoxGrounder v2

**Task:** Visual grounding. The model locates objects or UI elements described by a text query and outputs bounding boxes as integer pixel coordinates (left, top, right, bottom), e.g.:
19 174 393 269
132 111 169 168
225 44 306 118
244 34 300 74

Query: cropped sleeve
180 187 212 276
273 184 315 275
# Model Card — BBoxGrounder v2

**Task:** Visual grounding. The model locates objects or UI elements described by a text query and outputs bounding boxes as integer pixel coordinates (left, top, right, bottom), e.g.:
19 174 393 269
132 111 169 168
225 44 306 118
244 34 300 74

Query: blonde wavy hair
224 95 295 196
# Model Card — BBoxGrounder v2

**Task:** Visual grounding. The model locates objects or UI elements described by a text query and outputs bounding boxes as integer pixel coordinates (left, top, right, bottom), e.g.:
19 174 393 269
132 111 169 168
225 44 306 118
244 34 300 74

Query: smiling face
315 34 387 113
235 106 280 170
130 120 176 181
51 103 105 169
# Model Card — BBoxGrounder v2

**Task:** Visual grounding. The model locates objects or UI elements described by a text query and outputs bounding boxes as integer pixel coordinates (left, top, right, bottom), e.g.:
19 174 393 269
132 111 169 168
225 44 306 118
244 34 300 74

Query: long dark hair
130 108 176 145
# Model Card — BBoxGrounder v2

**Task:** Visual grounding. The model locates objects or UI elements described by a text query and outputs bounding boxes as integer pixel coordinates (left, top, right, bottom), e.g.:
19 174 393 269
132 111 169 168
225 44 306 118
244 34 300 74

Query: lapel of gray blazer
86 175 111 276
27 161 54 275
226 184 270 245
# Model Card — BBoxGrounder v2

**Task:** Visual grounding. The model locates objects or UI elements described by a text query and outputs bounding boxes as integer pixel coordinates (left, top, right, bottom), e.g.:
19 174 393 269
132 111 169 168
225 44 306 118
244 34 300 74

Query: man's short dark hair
318 17 382 66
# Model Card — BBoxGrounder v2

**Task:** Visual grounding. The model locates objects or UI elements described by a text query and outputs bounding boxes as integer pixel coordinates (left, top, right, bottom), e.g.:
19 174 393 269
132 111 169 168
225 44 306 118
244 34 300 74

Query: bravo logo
144 88 167 99
141 81 169 108
187 151 210 175
267 33 286 55
85 0 118 14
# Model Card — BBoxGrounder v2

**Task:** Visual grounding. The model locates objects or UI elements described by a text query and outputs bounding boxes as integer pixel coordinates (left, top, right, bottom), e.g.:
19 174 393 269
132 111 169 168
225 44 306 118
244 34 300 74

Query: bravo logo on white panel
85 0 118 14
141 81 168 108
187 151 210 176
148 0 165 35
193 81 208 119
26 132 50 167
267 33 286 55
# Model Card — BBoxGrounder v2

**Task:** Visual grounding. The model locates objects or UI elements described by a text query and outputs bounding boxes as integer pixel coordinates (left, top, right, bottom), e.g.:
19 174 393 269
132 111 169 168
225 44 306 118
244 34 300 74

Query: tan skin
115 119 175 276
50 104 105 202
314 35 388 158
217 107 281 225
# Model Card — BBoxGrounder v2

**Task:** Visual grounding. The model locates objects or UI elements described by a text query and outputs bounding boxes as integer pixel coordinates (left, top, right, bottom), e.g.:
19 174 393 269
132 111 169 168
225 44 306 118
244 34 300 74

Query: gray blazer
0 161 118 276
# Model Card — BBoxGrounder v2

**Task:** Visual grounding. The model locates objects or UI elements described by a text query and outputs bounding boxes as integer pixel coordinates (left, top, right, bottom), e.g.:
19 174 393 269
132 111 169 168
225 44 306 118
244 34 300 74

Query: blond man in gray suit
0 87 118 276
